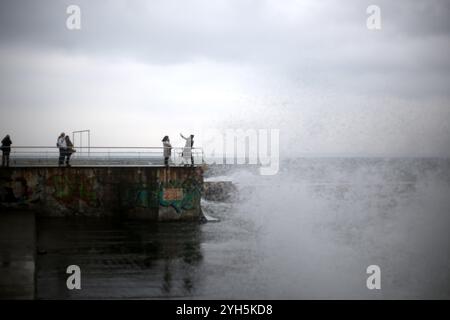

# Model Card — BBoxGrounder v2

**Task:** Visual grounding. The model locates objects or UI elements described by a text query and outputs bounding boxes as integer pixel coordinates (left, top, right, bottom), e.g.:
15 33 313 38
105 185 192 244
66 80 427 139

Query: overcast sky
0 0 449 156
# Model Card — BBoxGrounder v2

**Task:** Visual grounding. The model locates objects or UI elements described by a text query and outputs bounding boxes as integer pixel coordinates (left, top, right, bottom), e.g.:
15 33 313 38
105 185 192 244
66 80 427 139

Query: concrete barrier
0 166 203 221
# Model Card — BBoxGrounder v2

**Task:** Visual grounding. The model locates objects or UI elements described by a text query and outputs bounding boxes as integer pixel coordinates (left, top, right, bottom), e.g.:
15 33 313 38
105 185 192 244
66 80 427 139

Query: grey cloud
1 0 449 62
0 0 449 154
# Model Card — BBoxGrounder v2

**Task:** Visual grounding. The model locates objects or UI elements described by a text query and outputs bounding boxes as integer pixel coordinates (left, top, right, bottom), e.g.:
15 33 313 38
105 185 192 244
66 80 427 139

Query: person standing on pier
180 133 194 166
1 134 12 167
64 135 75 167
57 132 66 166
162 136 172 168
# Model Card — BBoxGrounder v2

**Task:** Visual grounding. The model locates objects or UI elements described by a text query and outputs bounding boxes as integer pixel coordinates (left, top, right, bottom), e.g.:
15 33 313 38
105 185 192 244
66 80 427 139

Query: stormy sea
1 157 450 299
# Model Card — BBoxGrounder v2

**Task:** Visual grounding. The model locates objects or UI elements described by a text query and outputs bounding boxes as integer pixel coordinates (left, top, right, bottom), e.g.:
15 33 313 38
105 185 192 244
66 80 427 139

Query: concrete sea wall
0 167 203 221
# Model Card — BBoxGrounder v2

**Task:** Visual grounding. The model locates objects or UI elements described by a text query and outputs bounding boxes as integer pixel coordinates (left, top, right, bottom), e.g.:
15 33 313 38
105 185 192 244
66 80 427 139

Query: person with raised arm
180 133 194 166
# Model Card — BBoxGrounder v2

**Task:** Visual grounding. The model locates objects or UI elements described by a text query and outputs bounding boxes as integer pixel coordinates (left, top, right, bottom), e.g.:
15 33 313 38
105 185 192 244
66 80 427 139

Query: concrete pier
0 166 204 221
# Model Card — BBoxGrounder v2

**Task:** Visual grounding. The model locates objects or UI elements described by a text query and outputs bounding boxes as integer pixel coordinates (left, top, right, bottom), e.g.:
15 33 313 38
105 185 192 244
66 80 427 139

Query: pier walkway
2 146 204 167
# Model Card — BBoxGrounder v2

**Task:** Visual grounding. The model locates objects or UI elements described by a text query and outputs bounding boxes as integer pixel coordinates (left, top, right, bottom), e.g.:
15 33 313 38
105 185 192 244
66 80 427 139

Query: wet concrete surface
0 211 35 299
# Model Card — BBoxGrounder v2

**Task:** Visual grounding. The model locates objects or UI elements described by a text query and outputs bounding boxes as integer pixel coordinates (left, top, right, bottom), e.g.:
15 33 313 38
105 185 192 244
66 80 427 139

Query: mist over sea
32 157 450 299
201 157 450 299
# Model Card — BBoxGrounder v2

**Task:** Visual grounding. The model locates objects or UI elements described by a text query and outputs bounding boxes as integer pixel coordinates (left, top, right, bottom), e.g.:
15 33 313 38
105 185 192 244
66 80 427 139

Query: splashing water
199 157 450 299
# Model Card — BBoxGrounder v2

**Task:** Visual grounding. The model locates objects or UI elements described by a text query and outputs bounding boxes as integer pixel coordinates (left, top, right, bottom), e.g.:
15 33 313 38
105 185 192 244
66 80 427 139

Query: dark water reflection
36 218 204 299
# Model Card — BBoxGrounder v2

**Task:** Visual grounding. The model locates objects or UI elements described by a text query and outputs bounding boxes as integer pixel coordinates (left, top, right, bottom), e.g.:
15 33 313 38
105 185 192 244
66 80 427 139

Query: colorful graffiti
1 167 204 220
159 177 202 214
0 171 43 206
120 182 159 209
46 172 100 208
162 188 184 201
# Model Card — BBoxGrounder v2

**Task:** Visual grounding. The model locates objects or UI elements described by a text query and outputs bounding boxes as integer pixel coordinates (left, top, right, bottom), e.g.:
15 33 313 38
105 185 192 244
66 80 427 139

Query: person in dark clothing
57 133 66 166
1 135 12 167
162 136 172 168
64 135 75 167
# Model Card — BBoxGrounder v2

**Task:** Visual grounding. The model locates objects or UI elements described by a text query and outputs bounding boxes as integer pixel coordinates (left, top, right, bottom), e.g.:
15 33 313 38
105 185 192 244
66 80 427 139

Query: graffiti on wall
120 182 159 210
163 188 184 201
159 177 202 214
0 169 101 211
1 167 204 219
0 176 31 204
0 171 43 206
45 172 100 209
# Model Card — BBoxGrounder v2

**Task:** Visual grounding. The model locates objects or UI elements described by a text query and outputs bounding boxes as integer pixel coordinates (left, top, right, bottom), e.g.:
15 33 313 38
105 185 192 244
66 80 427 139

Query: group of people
162 133 195 168
56 132 195 168
57 132 75 167
0 132 195 168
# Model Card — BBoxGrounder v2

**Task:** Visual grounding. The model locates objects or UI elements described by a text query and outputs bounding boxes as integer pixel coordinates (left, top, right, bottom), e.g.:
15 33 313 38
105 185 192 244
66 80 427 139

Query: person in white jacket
180 133 194 166
56 132 67 167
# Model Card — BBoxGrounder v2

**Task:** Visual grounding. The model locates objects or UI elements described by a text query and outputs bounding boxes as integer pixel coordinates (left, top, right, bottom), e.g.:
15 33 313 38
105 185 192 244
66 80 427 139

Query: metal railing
3 146 204 167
